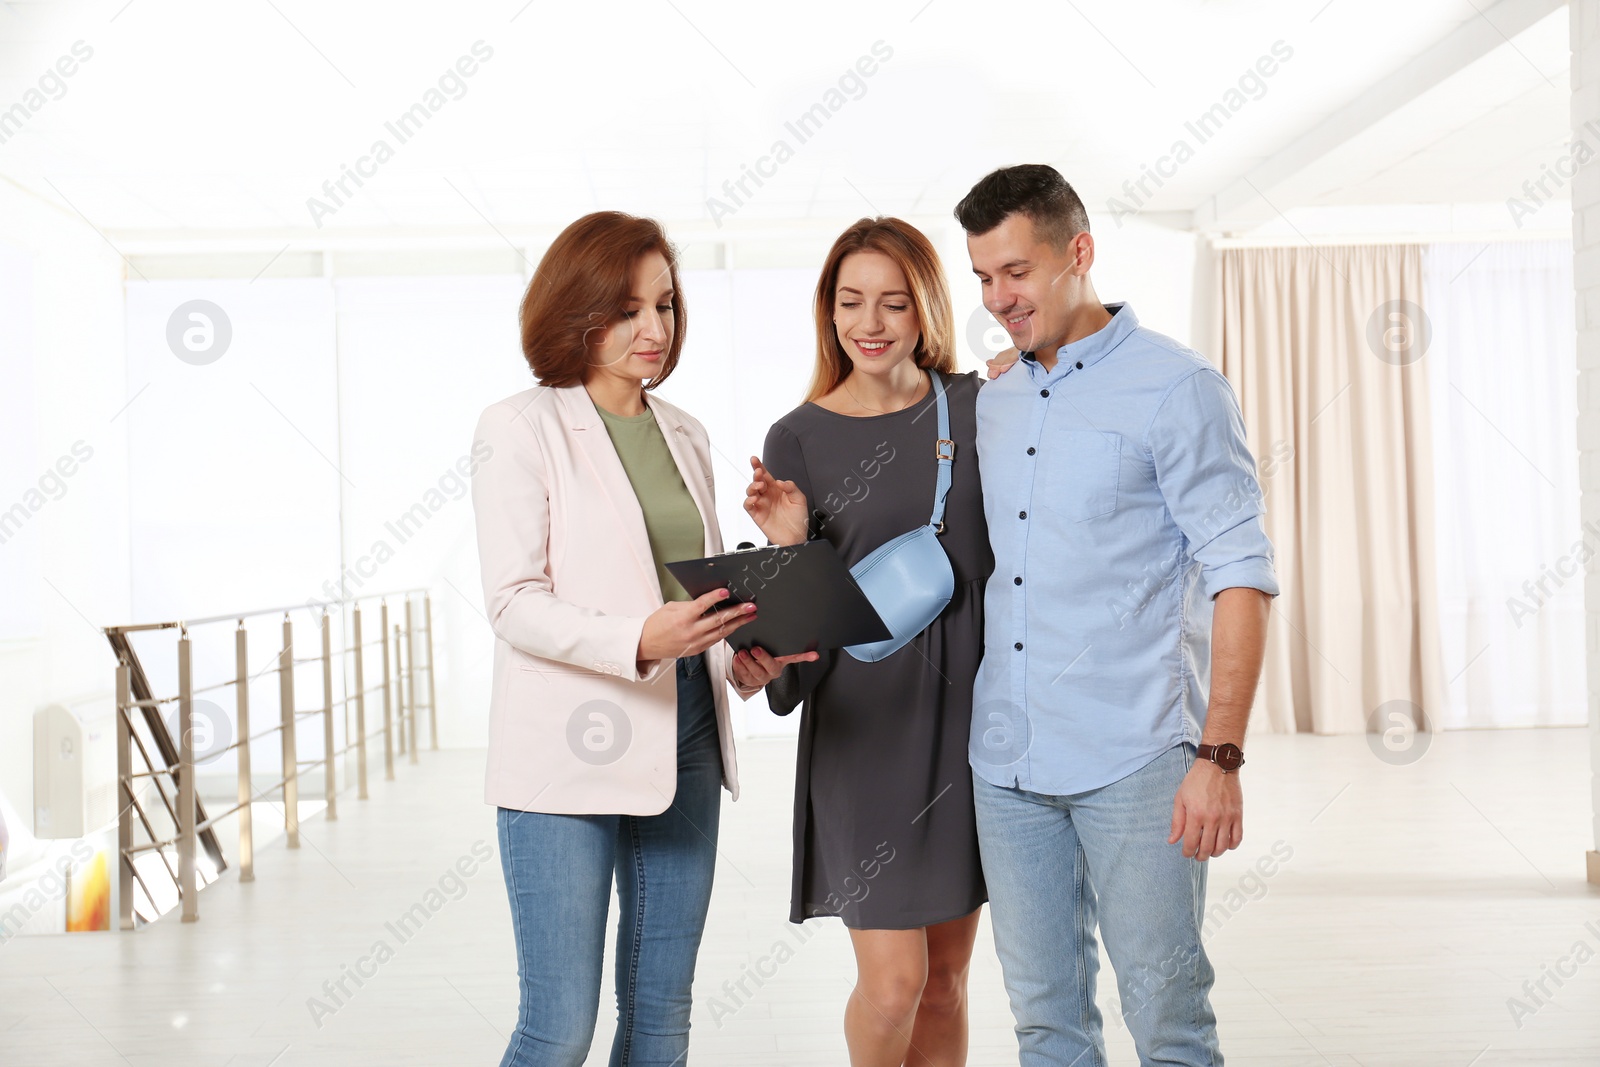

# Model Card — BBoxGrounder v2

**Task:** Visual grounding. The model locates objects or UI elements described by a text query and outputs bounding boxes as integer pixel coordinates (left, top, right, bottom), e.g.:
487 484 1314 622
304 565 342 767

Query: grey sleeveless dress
763 370 992 929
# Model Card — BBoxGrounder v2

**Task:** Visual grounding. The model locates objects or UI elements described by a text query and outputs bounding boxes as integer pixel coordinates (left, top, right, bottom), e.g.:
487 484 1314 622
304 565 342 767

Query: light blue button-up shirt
970 303 1278 795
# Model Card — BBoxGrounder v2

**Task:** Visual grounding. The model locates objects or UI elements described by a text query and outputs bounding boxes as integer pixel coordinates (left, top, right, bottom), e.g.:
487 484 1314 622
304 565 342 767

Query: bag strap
929 371 954 532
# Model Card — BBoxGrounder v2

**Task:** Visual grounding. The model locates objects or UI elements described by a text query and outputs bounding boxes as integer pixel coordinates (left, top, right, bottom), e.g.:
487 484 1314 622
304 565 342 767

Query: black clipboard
665 541 891 657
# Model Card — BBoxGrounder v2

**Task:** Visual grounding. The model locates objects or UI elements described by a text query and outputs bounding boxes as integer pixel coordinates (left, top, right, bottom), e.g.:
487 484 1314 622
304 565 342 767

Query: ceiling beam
1191 0 1567 233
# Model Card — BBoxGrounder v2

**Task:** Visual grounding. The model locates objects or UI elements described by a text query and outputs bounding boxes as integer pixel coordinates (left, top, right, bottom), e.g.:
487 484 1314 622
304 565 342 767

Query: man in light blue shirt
957 164 1278 1065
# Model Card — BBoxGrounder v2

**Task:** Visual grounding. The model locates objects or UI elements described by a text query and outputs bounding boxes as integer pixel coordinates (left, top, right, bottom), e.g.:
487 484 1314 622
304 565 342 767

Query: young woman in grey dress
741 217 993 1067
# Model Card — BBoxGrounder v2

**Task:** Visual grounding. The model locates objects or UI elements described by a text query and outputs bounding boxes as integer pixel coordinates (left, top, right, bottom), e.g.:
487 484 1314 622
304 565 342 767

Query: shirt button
1014 576 1022 585
1018 510 1027 520
1040 389 1050 398
1026 447 1036 456
1014 642 1024 651
1076 361 1083 370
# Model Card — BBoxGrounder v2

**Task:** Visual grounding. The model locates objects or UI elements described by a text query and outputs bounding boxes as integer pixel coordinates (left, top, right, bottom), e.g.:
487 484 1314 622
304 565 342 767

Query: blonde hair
806 217 957 403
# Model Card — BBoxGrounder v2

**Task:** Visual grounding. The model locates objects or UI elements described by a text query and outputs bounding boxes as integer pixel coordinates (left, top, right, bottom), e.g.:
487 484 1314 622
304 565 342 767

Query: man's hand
730 645 819 690
1168 759 1243 861
1170 587 1268 860
986 347 1023 379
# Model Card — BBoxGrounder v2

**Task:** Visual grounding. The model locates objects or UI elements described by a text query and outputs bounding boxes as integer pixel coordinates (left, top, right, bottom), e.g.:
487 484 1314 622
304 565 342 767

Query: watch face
1214 743 1244 771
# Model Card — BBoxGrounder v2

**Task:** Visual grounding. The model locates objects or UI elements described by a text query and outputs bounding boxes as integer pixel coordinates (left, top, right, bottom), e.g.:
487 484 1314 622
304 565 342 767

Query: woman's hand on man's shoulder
985 348 1023 379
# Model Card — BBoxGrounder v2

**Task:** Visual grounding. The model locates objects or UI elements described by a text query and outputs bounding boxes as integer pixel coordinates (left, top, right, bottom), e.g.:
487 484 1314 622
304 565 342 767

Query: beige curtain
1215 244 1446 735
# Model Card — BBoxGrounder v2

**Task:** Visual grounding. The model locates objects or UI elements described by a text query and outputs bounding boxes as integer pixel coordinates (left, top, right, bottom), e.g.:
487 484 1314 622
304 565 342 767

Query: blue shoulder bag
843 370 957 663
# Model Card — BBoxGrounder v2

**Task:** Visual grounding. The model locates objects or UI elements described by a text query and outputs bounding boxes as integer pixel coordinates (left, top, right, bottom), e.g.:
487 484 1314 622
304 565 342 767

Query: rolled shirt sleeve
1148 368 1280 601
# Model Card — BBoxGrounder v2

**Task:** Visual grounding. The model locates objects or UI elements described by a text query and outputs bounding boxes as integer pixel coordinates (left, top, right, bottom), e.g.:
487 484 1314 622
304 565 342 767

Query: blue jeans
496 653 723 1067
973 743 1221 1066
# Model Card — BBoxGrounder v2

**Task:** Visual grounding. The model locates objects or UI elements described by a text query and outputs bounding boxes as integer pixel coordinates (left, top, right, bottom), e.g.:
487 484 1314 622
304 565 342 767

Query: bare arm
1170 587 1271 860
1198 587 1271 747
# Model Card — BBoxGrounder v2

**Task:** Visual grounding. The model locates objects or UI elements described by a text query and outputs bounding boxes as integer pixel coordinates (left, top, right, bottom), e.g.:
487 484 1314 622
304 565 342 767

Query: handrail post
321 611 337 820
353 605 368 800
394 620 407 758
280 615 300 849
424 593 439 751
116 662 134 930
381 601 395 781
236 622 254 883
177 629 198 923
404 599 419 766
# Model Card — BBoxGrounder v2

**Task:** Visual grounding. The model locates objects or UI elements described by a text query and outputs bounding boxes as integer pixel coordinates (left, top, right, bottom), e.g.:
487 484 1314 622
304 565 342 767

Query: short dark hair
953 164 1090 249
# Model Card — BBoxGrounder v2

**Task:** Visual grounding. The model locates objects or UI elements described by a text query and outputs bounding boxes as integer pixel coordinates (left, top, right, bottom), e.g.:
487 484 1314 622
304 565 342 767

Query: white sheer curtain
1424 239 1584 728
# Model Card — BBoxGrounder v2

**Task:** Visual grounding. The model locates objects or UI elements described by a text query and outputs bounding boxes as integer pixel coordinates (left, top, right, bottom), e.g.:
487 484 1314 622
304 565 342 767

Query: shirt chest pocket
1042 430 1122 521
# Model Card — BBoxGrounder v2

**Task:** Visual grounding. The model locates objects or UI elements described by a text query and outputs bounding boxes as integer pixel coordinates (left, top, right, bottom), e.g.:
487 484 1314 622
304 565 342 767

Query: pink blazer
471 383 747 815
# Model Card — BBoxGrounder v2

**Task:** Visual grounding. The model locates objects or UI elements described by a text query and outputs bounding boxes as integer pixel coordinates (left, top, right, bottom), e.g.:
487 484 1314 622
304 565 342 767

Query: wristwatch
1196 743 1245 773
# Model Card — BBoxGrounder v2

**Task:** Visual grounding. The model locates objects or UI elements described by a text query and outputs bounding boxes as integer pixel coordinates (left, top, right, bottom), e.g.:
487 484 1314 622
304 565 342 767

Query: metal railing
105 589 439 929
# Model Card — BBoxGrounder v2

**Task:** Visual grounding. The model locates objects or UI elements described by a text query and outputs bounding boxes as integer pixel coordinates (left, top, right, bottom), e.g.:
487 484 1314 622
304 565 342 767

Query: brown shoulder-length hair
806 217 957 403
520 211 686 389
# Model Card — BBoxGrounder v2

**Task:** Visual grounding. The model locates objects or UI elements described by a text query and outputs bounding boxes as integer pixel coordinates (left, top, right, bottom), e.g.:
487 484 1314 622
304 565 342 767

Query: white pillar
1573 0 1600 886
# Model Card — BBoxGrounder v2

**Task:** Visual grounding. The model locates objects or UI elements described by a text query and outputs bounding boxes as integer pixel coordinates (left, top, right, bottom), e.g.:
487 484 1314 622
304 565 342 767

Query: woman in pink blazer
470 210 814 1067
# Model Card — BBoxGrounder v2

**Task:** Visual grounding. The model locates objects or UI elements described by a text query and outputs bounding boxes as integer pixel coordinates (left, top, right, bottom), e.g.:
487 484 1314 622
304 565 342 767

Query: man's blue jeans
496 653 723 1067
972 743 1223 1066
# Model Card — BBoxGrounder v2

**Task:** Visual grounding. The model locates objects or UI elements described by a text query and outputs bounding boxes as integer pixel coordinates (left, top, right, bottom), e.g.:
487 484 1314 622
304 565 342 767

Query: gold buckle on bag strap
935 438 955 461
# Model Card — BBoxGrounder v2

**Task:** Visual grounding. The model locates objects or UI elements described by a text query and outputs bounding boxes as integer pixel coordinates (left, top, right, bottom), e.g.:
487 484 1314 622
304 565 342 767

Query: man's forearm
1202 587 1272 745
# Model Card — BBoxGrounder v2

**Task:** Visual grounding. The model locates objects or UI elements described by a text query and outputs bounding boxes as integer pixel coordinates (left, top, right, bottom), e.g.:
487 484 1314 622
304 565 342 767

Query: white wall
1568 0 1600 876
0 180 129 840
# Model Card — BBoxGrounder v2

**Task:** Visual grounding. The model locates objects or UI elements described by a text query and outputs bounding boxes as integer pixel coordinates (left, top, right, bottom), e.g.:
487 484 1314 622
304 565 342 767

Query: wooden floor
2 728 1598 1066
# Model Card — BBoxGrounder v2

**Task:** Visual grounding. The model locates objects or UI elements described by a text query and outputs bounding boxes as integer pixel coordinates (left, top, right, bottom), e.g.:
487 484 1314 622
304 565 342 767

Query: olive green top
596 405 705 602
